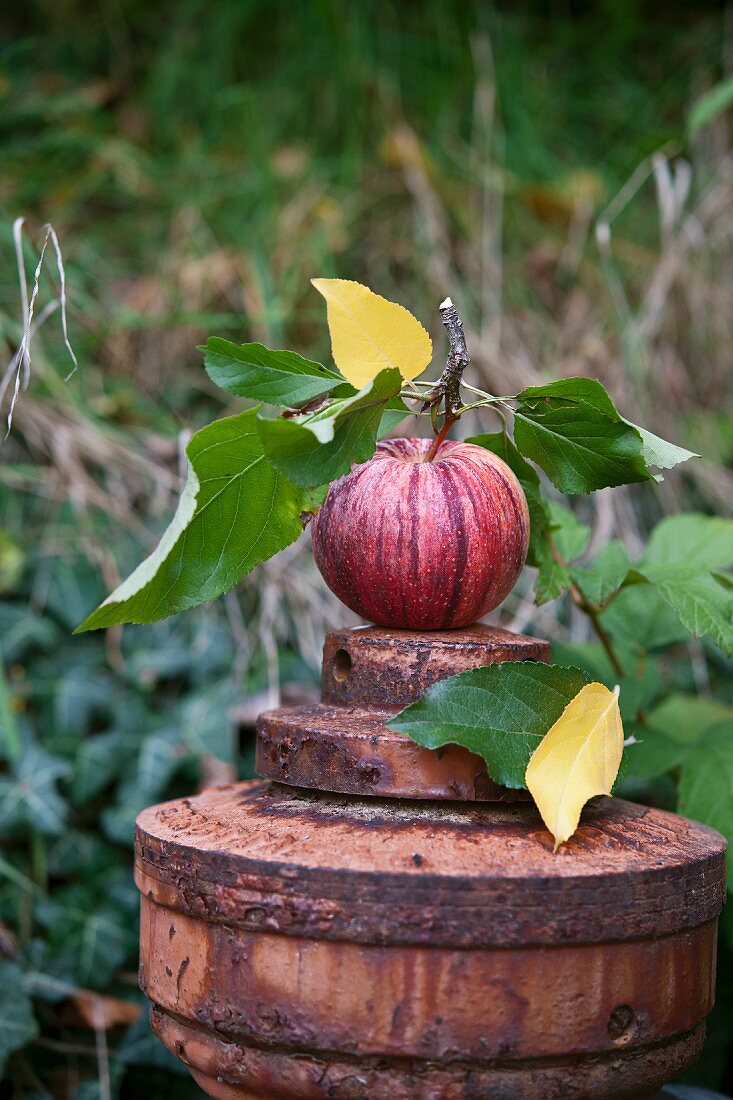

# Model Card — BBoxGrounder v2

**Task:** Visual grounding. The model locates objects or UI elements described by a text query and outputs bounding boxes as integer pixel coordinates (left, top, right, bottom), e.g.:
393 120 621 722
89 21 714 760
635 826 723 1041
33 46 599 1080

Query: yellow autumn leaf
525 682 624 851
311 278 432 388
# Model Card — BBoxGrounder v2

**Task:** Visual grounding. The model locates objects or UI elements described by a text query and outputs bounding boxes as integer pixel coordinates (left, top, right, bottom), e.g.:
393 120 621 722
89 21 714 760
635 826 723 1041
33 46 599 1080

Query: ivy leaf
256 368 403 488
175 681 236 762
76 410 305 630
70 729 139 807
678 724 733 878
36 887 135 989
102 727 186 845
0 603 59 663
389 662 591 789
311 278 432 387
0 960 38 1075
514 382 651 494
202 338 342 407
635 564 733 656
73 1066 126 1100
526 683 624 849
46 829 117 878
570 540 632 606
0 744 70 837
467 431 549 566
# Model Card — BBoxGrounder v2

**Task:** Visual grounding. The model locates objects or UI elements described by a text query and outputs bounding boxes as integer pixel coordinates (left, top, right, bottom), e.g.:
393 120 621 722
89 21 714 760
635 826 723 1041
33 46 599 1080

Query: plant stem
460 380 494 400
570 583 626 680
549 535 626 680
425 417 453 460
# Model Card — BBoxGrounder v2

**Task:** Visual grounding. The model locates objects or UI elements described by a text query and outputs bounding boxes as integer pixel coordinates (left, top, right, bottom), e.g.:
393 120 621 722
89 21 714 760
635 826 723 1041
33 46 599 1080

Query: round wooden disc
320 624 551 707
136 781 726 1100
257 624 550 800
136 781 725 948
256 702 529 801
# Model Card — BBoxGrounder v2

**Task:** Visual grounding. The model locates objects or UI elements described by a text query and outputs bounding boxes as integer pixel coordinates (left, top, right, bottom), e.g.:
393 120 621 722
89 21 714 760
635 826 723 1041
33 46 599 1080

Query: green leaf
466 431 549 567
551 641 662 721
257 368 403 488
301 484 329 516
77 410 305 630
36 888 135 988
678 724 733 878
647 693 733 740
0 960 38 1074
547 500 590 560
599 583 691 654
642 513 733 571
389 661 592 788
102 727 186 845
624 728 690 781
46 829 117 878
176 681 236 763
377 396 411 438
570 540 632 606
637 564 733 656
687 77 733 136
516 382 695 475
514 382 652 494
0 744 70 837
73 1069 125 1100
53 668 114 736
202 338 341 406
627 692 733 780
70 729 139 807
517 377 619 414
0 530 24 594
534 556 570 606
0 658 21 763
631 426 697 471
0 603 59 663
533 501 590 606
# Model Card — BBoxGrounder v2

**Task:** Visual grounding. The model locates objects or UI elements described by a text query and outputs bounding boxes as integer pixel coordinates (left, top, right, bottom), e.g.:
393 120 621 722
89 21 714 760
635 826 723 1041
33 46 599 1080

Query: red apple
311 437 530 630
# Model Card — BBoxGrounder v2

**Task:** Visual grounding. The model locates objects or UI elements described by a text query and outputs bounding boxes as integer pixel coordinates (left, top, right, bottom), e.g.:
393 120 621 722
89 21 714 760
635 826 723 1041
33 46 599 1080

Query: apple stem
425 416 454 461
423 297 471 461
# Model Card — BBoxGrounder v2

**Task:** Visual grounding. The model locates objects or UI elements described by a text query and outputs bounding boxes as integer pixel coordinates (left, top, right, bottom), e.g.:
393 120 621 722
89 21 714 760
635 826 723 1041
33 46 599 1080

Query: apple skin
311 437 530 630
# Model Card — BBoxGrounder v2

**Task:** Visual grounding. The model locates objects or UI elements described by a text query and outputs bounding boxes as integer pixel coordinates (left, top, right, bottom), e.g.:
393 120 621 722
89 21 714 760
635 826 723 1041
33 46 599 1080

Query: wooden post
135 627 726 1100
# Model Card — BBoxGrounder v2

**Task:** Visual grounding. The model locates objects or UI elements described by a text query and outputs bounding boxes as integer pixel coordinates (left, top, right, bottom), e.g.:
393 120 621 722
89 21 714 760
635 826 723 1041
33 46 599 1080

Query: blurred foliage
1 0 733 1096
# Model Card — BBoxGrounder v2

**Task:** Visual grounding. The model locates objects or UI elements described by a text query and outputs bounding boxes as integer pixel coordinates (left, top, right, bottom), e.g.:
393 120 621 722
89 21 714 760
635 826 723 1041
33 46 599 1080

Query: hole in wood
607 1004 636 1045
332 648 352 682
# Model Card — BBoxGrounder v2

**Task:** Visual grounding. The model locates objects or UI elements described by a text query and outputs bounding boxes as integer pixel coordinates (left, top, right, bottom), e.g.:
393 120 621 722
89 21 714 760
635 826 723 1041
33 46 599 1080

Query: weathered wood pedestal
135 627 727 1099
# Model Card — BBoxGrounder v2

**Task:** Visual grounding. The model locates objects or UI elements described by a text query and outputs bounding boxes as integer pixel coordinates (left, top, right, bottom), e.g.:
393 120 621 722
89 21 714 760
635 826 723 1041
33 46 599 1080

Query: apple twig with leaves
75 279 733 848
